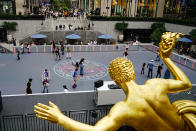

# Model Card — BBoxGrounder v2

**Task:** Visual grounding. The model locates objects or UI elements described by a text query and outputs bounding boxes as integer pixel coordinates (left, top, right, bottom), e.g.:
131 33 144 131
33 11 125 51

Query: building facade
0 0 39 15
76 0 196 18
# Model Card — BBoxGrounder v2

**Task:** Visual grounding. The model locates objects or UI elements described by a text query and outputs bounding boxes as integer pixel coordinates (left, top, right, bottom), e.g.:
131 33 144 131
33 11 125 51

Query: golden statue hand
159 32 184 59
34 101 63 123
159 38 175 58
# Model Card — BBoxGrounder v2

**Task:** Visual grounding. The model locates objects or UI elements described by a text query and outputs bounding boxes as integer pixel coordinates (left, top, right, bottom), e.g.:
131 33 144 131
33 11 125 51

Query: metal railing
140 44 196 71
0 109 112 131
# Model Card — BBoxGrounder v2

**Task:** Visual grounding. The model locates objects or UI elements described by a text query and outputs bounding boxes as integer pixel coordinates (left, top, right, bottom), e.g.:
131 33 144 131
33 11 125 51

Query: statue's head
161 32 184 42
108 57 135 85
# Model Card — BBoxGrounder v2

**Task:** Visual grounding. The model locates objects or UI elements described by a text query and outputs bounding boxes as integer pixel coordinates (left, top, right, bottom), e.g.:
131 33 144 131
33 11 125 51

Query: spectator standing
141 63 146 75
25 78 32 95
155 52 160 61
164 68 171 79
66 47 71 59
60 43 64 55
20 43 24 54
156 64 164 78
16 48 20 60
123 50 128 58
147 60 156 78
55 47 61 60
79 58 85 76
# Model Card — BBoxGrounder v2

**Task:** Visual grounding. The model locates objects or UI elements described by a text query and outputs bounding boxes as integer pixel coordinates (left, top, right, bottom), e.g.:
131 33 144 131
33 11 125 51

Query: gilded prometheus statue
34 32 196 131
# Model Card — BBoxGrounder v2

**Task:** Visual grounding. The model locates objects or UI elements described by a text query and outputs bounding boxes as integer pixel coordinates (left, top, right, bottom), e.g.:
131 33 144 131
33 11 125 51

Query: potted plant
115 21 128 42
1 21 18 43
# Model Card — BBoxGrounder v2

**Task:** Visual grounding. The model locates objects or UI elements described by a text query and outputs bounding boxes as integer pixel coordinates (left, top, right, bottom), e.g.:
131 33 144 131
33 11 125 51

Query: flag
152 0 154 4
177 0 180 4
140 0 142 3
148 0 150 4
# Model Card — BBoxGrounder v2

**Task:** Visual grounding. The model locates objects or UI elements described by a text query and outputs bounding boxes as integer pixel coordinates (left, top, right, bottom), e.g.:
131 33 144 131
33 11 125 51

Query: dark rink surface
0 50 196 96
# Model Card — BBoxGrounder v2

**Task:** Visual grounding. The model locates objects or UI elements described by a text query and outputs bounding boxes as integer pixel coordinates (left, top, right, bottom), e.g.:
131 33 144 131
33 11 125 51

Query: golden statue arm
34 101 126 131
159 32 192 93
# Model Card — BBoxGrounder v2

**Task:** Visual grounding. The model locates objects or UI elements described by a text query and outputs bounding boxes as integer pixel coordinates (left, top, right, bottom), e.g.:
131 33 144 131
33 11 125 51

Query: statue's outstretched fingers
36 114 56 123
38 103 51 110
34 105 49 113
34 109 50 118
49 101 58 108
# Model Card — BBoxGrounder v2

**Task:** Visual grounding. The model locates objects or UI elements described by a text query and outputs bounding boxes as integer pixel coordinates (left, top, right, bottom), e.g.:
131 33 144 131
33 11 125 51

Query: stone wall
0 20 43 41
1 19 196 42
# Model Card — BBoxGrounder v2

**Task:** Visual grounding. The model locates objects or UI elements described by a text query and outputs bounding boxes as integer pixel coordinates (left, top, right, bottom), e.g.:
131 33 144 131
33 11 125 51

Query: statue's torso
124 82 182 131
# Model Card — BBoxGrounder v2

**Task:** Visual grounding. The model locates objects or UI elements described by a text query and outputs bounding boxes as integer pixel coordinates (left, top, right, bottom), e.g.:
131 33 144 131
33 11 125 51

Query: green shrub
190 29 196 43
115 21 128 31
1 21 18 34
150 27 165 45
151 22 165 30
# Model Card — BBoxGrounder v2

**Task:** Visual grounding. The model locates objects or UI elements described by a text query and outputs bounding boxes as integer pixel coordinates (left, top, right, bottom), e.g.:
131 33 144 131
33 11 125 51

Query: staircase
0 43 13 53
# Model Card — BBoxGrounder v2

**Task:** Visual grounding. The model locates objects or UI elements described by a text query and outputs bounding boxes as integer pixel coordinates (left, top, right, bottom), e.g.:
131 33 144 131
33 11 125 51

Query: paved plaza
0 49 196 98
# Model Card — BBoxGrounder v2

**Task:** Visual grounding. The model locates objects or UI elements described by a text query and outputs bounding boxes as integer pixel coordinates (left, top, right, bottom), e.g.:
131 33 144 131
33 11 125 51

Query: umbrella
66 34 81 39
98 34 112 39
177 38 192 43
30 34 47 39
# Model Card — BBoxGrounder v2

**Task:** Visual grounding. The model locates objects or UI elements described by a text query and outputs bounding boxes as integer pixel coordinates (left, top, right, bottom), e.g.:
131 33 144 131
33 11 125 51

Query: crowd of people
22 41 172 95
40 3 89 20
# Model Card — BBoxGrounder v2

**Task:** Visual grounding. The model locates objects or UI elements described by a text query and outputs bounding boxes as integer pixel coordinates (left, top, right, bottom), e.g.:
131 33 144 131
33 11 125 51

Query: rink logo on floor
54 60 108 81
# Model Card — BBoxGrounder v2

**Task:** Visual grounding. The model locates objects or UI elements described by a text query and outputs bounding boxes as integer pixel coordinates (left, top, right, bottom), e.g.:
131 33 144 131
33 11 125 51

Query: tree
1 21 18 35
151 22 165 30
115 21 128 31
50 0 71 11
189 29 196 44
150 22 166 45
150 27 165 45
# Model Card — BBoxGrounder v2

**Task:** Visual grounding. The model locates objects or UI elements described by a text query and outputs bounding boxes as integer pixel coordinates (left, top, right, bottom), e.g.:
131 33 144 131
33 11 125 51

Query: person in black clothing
16 48 20 60
25 78 32 95
55 47 61 60
141 63 146 75
60 43 64 55
156 64 163 78
123 50 128 58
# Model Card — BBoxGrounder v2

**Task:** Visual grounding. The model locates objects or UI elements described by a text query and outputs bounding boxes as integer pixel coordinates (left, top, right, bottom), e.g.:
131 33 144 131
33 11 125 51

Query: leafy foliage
189 29 196 42
1 22 18 33
150 27 166 45
50 0 71 11
151 22 165 30
115 21 128 31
